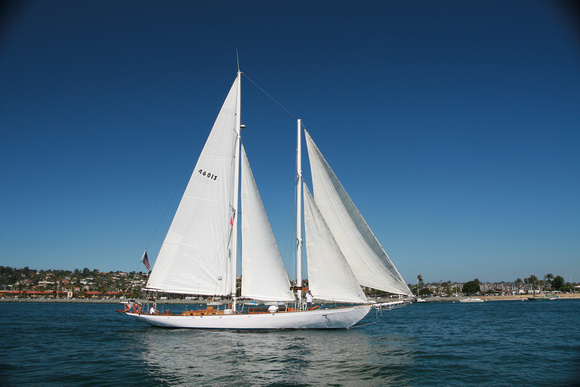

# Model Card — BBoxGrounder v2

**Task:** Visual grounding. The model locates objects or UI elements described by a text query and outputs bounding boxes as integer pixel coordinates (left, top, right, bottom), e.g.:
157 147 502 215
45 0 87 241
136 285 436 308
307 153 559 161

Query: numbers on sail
198 169 218 180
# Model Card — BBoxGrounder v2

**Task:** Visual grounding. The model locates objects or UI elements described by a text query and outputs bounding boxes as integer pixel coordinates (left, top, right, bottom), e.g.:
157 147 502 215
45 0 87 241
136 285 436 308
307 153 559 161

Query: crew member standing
305 290 313 310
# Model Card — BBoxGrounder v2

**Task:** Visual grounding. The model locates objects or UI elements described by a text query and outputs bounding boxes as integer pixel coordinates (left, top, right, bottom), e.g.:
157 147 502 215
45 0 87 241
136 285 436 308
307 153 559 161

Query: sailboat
122 70 412 329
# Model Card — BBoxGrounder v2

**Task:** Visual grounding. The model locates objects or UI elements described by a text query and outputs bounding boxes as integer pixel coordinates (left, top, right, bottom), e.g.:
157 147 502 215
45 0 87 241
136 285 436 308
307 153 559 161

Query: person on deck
149 303 157 315
305 290 313 310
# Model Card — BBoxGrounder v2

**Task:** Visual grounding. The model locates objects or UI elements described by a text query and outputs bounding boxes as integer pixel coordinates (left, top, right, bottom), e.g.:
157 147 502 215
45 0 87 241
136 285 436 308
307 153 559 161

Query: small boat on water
459 297 484 303
528 296 549 301
120 68 413 329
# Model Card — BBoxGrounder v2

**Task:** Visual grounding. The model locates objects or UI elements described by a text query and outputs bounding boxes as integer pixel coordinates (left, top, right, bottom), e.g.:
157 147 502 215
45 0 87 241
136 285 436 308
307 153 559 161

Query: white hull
459 298 484 303
125 304 372 330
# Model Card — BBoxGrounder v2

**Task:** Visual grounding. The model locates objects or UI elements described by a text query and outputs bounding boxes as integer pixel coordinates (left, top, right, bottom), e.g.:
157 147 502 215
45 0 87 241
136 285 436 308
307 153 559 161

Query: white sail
125 71 413 330
304 130 412 296
145 76 240 296
240 145 295 302
303 184 368 303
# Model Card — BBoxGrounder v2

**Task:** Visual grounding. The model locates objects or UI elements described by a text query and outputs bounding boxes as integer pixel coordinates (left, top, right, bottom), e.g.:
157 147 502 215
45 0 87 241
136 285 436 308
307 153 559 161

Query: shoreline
477 293 580 301
1 293 579 304
0 298 207 304
422 293 580 302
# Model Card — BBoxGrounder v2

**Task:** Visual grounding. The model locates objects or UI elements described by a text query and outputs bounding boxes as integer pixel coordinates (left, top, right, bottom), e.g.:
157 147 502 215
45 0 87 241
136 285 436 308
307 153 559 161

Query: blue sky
1 0 579 284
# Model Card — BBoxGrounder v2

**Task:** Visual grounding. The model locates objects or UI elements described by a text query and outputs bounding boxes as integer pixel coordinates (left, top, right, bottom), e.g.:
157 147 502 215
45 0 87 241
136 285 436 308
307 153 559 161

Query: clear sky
1 0 579 284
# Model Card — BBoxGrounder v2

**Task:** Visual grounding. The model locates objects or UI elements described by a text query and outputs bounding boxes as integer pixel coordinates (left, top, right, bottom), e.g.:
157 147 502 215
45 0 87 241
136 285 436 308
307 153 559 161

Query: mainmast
296 119 303 307
231 70 242 311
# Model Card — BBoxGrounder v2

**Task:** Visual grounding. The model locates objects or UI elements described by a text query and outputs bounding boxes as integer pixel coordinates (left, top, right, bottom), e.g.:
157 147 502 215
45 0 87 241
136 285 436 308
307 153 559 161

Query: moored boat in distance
459 297 484 303
528 296 549 301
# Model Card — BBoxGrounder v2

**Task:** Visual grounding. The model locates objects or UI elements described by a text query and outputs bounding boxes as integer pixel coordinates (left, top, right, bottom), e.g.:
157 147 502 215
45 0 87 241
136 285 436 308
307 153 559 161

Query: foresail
304 130 412 296
240 145 295 302
146 77 240 296
303 184 368 303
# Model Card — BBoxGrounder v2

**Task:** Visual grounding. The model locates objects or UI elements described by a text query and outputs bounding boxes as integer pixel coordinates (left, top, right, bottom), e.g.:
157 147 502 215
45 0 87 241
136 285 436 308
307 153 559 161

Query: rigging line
144 158 195 252
241 73 306 281
242 73 298 120
124 260 146 296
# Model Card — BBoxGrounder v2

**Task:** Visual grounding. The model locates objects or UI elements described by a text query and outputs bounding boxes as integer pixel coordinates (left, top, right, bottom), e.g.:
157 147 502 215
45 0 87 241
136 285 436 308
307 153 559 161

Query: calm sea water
1 300 579 386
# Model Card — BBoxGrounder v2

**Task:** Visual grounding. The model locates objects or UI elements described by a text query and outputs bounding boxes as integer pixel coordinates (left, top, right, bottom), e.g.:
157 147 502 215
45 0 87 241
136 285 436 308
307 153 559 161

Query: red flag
230 216 233 230
141 251 150 271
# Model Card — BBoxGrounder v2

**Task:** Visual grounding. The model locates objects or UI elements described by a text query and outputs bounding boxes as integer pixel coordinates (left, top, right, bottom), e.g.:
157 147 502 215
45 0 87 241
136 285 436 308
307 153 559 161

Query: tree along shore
2 293 579 304
2 266 578 302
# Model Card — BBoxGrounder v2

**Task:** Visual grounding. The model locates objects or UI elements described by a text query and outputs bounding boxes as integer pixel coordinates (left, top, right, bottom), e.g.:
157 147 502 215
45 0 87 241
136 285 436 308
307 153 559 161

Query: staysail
145 76 240 296
304 130 412 296
303 184 368 303
240 145 295 302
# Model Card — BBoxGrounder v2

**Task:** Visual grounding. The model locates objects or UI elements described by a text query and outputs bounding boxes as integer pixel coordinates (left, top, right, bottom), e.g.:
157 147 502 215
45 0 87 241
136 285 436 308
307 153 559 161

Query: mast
296 119 303 307
231 70 242 311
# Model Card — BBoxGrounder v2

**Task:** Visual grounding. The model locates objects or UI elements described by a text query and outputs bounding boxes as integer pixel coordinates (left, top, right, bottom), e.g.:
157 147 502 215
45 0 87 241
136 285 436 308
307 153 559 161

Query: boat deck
120 305 325 317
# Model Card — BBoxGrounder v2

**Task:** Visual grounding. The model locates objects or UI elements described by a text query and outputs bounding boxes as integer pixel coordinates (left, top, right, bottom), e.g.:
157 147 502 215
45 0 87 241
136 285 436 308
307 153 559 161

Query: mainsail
145 76 240 296
304 130 412 296
240 145 295 302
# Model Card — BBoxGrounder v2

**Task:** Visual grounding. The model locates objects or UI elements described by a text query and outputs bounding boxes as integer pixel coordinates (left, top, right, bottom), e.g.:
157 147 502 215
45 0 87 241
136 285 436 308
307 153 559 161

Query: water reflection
135 324 415 385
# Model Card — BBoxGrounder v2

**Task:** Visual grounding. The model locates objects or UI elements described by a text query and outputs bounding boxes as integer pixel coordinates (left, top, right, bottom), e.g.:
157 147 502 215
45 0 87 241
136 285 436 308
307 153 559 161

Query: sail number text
198 169 217 180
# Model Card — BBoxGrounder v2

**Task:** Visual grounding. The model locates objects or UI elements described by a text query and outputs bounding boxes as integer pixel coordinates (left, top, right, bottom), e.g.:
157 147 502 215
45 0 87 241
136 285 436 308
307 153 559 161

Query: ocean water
1 300 579 386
